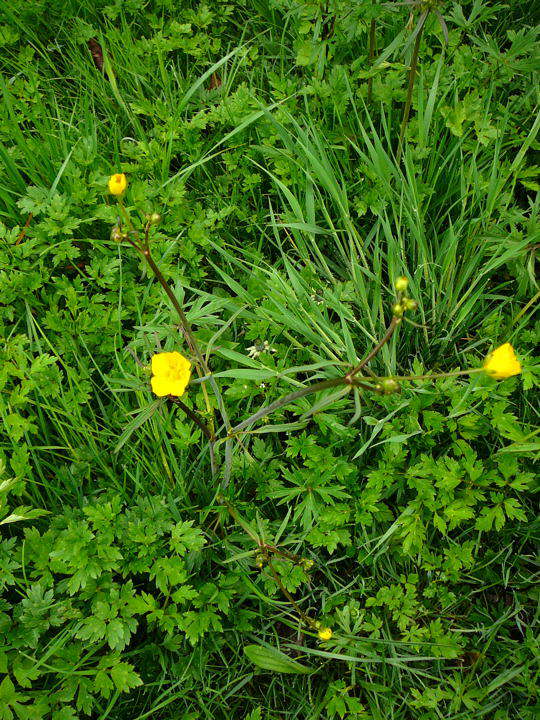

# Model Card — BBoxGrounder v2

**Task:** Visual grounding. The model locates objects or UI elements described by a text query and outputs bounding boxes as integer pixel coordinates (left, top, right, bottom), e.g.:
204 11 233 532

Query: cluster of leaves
0 489 245 718
0 0 538 719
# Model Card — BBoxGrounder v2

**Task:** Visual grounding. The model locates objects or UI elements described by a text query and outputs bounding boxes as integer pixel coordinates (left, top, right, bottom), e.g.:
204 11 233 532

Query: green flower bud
110 226 126 242
392 303 404 318
395 276 408 292
404 298 418 311
380 378 400 395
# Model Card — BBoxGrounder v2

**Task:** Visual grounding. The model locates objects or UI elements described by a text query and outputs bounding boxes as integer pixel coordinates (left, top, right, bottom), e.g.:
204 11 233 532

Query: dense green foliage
0 1 538 718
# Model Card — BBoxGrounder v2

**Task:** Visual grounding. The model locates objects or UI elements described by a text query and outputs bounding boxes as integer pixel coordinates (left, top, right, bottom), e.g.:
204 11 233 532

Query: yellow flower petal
152 351 175 376
108 173 127 195
165 377 191 397
483 343 522 380
151 375 174 397
173 352 192 375
150 351 192 397
317 627 333 641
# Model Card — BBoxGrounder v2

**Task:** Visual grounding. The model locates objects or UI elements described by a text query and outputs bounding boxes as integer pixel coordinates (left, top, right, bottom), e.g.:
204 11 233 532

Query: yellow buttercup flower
317 627 333 641
108 173 127 195
150 351 192 397
483 343 521 380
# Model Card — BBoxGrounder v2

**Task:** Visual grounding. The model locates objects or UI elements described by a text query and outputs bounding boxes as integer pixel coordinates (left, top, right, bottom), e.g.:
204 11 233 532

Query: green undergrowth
0 1 538 718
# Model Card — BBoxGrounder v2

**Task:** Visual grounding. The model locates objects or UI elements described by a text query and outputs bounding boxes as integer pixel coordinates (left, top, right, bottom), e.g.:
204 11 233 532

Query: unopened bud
110 226 125 242
404 298 418 311
395 276 408 292
301 558 314 570
149 212 162 225
392 303 404 318
380 378 400 395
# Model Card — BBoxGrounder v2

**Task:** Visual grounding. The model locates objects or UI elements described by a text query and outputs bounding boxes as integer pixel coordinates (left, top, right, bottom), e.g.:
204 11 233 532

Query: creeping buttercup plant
0 1 538 719
106 168 531 664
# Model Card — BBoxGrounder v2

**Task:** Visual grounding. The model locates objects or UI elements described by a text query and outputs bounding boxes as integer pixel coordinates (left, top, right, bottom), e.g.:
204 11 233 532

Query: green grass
0 1 539 719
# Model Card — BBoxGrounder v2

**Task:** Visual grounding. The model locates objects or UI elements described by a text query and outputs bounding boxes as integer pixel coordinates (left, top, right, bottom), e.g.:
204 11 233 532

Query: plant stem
125 226 222 476
140 246 207 374
229 376 376 436
367 19 377 103
267 559 317 630
373 367 484 382
218 496 261 544
169 398 213 440
139 243 216 401
397 11 428 162
230 377 344 435
512 289 540 325
219 496 317 629
347 316 400 380
229 334 483 436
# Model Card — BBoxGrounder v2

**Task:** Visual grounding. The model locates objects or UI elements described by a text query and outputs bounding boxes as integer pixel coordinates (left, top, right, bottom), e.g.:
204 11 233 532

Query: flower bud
392 303 404 318
380 378 400 395
110 225 125 242
149 212 162 225
404 298 418 311
301 558 314 571
395 276 408 292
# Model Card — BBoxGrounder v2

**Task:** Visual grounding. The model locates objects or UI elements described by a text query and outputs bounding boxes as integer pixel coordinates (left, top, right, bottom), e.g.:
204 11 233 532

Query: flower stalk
397 10 428 162
121 220 220 476
367 19 377 103
169 397 213 441
346 316 400 380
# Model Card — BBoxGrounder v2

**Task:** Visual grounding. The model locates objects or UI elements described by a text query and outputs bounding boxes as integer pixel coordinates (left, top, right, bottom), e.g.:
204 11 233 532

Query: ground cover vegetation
0 0 538 718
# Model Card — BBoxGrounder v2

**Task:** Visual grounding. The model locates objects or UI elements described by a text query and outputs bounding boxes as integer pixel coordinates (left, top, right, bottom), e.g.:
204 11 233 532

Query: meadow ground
0 1 538 719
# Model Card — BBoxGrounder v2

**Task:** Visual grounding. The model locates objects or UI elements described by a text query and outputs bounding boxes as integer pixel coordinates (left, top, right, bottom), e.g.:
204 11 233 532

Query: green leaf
1 506 49 525
114 400 161 453
244 645 312 674
296 40 316 67
109 663 143 693
179 610 222 645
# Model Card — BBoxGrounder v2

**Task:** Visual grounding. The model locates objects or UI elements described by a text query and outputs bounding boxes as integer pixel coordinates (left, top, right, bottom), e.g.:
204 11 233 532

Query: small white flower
246 340 276 359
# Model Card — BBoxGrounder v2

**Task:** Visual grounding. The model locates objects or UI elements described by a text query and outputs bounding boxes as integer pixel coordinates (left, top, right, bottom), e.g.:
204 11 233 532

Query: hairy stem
372 368 484 382
230 378 344 435
267 559 316 630
397 11 428 162
125 228 221 475
230 376 376 436
367 19 377 103
347 316 400 380
140 247 207 374
170 398 213 440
